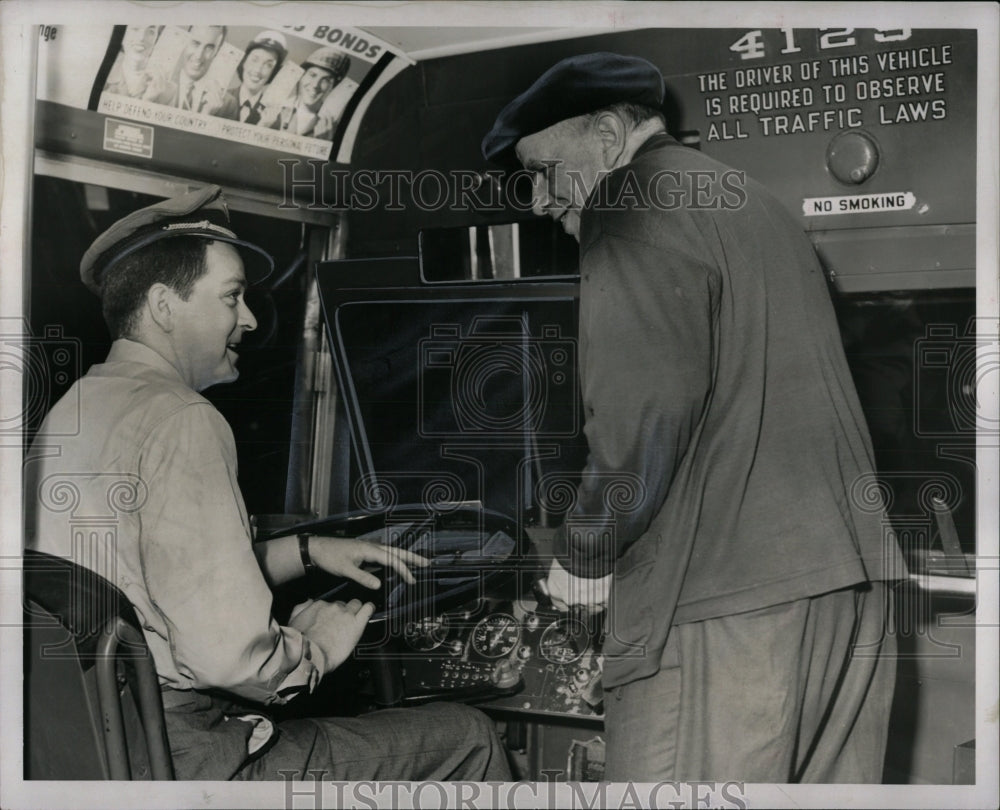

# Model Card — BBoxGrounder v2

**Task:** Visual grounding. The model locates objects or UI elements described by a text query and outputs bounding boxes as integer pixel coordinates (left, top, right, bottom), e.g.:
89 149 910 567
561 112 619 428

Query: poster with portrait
45 24 403 160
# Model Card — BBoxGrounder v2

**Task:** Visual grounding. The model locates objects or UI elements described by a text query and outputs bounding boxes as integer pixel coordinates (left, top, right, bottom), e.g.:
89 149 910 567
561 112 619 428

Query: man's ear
145 283 176 333
594 111 628 169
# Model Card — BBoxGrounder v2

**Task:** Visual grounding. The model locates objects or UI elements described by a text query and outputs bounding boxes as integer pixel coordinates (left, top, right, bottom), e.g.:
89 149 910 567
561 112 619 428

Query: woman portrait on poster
103 24 166 100
215 30 287 124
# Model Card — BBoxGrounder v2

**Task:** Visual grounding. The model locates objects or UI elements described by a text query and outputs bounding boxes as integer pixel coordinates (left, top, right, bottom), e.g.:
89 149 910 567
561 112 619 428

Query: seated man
23 186 512 782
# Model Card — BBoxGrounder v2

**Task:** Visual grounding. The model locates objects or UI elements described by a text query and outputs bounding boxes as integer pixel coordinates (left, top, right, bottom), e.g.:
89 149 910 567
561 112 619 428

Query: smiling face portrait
181 25 226 82
298 65 337 111
121 25 160 63
239 47 279 95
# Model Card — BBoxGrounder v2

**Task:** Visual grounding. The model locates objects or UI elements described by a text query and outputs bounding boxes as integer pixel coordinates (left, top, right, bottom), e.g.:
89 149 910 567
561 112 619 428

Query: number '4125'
730 29 911 60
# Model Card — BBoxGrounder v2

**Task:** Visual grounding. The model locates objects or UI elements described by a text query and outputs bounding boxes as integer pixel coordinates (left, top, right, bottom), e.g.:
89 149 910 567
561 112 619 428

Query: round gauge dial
403 616 448 651
471 613 521 658
539 617 589 664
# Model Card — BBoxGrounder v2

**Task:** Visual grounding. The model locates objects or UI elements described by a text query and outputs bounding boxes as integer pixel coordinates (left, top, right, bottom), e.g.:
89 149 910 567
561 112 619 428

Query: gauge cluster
396 596 605 718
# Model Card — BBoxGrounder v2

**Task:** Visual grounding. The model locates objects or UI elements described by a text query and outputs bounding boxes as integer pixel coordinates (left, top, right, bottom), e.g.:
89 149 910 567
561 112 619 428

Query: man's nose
531 173 551 217
239 299 257 332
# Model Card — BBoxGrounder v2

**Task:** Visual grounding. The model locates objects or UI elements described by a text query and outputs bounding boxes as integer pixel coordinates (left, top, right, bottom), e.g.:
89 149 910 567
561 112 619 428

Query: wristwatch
298 533 319 575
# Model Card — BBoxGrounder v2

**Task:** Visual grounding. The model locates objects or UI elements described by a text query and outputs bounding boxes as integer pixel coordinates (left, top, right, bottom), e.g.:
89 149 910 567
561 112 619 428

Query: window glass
835 290 978 574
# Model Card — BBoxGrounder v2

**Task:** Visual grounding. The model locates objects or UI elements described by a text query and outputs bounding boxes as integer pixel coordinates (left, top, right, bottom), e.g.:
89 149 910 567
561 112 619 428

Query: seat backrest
23 548 144 662
24 598 110 779
23 549 159 779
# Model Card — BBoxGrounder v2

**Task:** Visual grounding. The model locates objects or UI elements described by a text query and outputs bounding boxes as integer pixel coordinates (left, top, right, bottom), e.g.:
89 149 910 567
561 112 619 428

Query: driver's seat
23 549 174 780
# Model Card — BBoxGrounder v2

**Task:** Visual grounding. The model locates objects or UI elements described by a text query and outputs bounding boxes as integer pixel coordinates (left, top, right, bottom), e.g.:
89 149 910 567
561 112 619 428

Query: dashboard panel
393 594 605 719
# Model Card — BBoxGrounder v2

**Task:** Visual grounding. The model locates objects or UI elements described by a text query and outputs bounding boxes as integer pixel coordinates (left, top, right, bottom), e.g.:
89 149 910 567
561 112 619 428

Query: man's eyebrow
222 276 247 289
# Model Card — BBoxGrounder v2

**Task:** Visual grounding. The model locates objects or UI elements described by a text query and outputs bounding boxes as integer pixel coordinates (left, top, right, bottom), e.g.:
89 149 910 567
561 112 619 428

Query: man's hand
313 114 338 141
142 71 168 103
288 598 374 675
539 558 610 613
258 105 281 129
198 79 226 115
309 537 430 588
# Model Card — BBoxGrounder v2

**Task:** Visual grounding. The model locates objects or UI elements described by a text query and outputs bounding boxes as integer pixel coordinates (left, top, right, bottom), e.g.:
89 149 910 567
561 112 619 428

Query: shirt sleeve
137 402 318 704
554 221 718 578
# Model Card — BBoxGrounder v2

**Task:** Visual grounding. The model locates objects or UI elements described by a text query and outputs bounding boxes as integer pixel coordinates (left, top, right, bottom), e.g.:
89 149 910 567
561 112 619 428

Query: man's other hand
310 537 430 588
540 558 611 613
288 598 375 674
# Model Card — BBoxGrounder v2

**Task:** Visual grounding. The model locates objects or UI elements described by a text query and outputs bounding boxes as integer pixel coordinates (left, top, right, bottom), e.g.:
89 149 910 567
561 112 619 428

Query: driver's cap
80 185 274 295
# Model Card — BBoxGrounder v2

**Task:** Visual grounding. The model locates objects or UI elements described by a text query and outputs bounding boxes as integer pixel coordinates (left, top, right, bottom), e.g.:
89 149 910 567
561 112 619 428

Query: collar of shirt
101 338 189 386
238 88 263 110
631 131 679 161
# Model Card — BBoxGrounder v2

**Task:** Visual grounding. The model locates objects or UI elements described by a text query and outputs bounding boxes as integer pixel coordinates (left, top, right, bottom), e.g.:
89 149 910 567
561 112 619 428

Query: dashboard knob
826 130 879 185
574 668 590 684
492 660 520 689
517 645 532 661
449 640 463 656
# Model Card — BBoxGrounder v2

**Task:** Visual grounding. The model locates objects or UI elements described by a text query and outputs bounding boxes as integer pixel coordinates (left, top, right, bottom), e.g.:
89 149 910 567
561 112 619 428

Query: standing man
482 52 906 783
151 25 228 114
24 186 511 782
265 47 350 140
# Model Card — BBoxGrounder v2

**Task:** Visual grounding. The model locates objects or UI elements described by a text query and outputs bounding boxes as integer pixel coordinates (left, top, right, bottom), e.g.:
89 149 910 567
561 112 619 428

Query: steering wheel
264 506 526 625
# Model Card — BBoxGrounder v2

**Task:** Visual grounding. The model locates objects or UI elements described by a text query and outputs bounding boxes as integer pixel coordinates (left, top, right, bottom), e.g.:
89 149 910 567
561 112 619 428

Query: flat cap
80 185 274 295
482 52 665 165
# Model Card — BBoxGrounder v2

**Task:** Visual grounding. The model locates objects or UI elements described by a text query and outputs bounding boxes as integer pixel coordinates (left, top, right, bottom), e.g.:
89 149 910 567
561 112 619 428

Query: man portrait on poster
149 24 228 114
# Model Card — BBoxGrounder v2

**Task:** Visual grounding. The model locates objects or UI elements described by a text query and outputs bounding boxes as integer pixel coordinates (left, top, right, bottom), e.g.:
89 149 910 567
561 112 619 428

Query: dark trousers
604 582 896 782
163 691 511 781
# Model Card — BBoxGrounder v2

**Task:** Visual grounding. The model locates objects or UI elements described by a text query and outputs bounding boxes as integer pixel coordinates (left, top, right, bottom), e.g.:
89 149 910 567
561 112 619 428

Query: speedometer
471 613 521 658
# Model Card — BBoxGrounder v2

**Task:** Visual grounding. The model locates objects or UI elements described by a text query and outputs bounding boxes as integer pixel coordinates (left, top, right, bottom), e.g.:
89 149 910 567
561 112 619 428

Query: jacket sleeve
554 220 718 579
137 403 319 704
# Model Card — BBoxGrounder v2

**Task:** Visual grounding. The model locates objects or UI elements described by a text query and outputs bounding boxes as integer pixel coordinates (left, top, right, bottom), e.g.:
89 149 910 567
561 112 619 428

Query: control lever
531 576 554 610
532 577 605 629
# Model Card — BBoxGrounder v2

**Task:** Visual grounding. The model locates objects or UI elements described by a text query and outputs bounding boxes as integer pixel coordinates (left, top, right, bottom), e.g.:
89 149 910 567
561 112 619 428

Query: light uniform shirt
282 103 319 135
25 338 320 706
178 75 218 113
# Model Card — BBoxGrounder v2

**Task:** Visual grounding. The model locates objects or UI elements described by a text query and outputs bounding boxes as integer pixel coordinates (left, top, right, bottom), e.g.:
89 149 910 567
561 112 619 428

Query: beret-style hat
80 185 274 294
482 52 665 165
